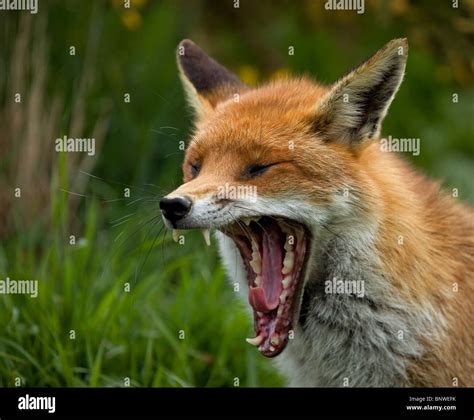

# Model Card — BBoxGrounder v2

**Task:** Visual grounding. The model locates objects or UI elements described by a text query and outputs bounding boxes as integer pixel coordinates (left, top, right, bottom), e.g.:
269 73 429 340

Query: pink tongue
248 225 284 313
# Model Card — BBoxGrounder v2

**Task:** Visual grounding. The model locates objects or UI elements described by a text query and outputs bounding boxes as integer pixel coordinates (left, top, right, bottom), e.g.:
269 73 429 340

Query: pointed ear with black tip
176 39 246 120
313 38 408 148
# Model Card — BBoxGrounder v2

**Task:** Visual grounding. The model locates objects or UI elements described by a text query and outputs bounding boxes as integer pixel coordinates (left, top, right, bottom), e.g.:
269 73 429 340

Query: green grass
0 189 283 387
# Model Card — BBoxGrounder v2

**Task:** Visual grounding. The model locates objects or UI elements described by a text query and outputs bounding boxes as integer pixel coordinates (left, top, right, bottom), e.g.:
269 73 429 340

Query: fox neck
283 149 455 387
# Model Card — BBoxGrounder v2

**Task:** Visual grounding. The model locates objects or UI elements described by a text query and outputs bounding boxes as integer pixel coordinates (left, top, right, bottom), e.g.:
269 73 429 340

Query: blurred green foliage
5 0 468 199
0 0 472 386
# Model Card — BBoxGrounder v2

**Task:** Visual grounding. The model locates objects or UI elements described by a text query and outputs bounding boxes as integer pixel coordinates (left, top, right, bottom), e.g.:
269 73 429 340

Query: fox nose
159 196 192 223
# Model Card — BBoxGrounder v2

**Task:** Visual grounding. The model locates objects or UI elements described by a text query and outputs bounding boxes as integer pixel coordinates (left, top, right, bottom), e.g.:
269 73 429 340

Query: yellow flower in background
122 9 142 31
269 68 291 81
111 0 147 30
238 65 259 86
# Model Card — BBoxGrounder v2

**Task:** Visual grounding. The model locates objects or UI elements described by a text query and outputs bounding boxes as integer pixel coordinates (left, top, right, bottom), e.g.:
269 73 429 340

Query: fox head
160 38 408 357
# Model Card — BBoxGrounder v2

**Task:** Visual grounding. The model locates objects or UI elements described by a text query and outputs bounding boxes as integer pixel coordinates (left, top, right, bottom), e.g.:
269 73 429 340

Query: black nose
159 196 192 223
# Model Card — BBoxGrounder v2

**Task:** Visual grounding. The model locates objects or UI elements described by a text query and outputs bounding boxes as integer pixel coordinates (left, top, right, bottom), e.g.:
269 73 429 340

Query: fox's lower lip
221 216 308 357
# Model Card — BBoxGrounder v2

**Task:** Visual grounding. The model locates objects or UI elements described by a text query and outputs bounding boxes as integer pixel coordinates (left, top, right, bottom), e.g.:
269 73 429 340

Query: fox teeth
282 275 292 289
172 230 180 243
242 216 261 226
251 249 261 265
282 251 294 274
254 275 262 287
250 258 261 274
250 241 261 258
202 229 211 246
251 240 258 253
246 334 264 346
277 306 284 317
270 334 280 346
280 290 289 304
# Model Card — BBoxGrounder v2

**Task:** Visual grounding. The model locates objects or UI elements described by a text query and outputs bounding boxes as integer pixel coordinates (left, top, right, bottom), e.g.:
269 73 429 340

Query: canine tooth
250 259 261 274
269 346 275 352
282 251 294 274
270 334 280 346
279 290 289 303
282 276 292 289
202 229 211 246
244 216 262 225
246 334 264 346
172 230 180 243
257 311 263 317
255 275 262 286
277 306 284 317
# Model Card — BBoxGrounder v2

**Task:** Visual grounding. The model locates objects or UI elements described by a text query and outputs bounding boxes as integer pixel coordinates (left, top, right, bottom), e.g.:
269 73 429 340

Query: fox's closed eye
243 163 274 178
190 162 200 178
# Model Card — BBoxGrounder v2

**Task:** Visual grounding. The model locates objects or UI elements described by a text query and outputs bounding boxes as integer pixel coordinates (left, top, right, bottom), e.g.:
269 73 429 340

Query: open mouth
221 216 308 357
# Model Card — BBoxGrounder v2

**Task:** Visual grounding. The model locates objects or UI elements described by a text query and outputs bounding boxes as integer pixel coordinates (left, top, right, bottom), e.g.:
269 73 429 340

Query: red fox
160 38 474 387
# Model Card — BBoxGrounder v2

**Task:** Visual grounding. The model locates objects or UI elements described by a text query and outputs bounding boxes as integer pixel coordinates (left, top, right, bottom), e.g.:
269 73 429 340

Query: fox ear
314 38 408 147
177 39 246 120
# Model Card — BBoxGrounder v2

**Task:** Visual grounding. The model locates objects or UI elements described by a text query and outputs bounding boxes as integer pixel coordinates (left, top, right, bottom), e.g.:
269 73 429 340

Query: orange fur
171 39 474 386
